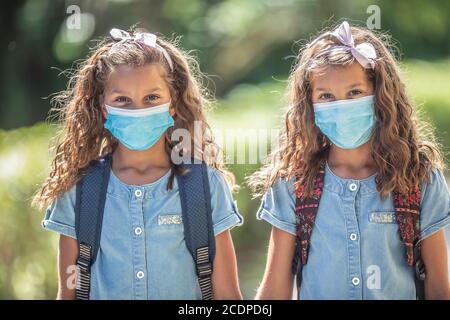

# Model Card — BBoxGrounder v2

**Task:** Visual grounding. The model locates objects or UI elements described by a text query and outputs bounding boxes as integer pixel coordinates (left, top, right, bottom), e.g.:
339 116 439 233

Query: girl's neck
327 142 377 180
112 137 171 174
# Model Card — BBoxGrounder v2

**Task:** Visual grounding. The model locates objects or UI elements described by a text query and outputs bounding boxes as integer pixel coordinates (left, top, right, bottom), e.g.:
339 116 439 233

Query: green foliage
0 123 57 299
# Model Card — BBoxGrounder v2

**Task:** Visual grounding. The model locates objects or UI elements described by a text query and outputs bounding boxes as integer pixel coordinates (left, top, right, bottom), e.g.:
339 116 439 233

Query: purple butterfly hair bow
332 21 377 69
109 28 174 71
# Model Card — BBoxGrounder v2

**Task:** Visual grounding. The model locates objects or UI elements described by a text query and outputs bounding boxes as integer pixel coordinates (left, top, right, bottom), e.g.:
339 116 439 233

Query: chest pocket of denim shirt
153 213 186 252
367 211 401 249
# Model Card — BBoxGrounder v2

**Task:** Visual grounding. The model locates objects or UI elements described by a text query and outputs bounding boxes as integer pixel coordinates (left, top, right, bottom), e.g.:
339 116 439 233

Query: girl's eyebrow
110 88 128 95
110 86 162 95
315 87 331 92
314 82 364 92
346 83 363 89
146 86 162 93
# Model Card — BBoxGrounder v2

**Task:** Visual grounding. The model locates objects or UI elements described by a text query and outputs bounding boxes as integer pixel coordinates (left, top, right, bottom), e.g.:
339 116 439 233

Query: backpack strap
74 154 112 300
176 162 216 300
292 163 326 290
393 186 425 300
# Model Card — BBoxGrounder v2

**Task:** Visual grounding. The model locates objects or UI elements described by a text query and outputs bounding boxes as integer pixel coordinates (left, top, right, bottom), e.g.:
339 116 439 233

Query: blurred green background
1 0 449 299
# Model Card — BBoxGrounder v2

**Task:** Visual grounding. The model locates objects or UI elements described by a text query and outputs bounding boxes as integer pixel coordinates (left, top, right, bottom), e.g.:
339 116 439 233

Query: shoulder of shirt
203 165 225 185
421 167 447 199
273 174 296 189
261 175 296 201
204 166 236 192
62 183 77 203
46 183 77 212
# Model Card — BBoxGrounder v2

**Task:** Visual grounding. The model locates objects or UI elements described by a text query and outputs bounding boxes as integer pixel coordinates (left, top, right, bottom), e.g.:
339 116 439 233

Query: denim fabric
42 166 243 299
257 163 450 299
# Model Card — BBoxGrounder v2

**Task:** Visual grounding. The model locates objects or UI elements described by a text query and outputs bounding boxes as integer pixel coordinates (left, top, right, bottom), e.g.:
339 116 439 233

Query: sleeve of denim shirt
41 185 77 239
256 177 297 236
419 168 450 241
208 168 244 236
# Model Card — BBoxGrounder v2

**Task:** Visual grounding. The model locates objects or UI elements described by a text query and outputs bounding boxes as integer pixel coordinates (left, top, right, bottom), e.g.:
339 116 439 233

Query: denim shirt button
351 277 360 286
349 183 358 192
135 189 142 197
135 227 143 235
136 271 145 279
350 233 358 241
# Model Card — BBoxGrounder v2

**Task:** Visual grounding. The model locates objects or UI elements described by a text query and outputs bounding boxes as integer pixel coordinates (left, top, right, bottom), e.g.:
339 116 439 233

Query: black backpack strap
74 154 112 300
393 186 425 300
292 164 326 293
176 162 216 300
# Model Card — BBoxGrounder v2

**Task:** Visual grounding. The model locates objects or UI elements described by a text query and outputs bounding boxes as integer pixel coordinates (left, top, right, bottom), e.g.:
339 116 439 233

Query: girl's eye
145 94 160 102
319 93 334 100
349 89 362 97
115 96 130 103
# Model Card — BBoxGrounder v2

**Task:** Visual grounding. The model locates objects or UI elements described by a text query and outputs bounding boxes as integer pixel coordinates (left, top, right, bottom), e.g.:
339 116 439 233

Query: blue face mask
104 101 174 151
313 95 375 150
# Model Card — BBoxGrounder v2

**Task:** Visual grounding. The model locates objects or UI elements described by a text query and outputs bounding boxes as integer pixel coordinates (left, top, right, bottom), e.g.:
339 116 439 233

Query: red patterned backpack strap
292 163 326 290
393 185 425 299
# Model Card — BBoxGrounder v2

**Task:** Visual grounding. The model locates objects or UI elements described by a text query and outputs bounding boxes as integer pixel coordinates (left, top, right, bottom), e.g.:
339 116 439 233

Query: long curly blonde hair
249 22 444 198
33 29 231 210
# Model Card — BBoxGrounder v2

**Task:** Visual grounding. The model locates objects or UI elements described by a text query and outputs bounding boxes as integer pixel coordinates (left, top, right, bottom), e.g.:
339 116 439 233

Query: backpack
74 154 215 300
291 162 426 299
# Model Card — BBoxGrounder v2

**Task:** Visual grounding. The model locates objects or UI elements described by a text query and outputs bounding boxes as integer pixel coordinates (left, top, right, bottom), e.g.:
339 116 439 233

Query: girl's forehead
311 63 370 89
105 64 169 93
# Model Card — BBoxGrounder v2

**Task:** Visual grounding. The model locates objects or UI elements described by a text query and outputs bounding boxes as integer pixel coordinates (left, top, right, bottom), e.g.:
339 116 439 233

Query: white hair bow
332 21 377 69
109 28 174 71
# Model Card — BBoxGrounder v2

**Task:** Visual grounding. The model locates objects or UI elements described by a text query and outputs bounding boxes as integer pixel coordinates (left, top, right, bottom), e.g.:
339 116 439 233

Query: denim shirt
257 163 450 300
42 166 243 300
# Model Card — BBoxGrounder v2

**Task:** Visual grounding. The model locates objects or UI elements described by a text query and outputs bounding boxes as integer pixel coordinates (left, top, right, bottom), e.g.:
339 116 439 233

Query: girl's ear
102 106 108 119
99 96 107 119
169 105 175 117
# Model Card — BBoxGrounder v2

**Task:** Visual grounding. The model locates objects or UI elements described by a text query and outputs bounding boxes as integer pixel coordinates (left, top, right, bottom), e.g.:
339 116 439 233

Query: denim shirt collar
323 162 379 196
107 168 174 200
